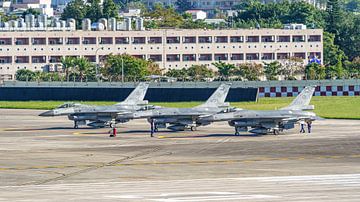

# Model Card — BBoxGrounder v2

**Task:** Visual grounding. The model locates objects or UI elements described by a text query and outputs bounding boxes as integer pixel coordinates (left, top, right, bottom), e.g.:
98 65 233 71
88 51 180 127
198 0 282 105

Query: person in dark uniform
307 121 312 133
300 123 305 133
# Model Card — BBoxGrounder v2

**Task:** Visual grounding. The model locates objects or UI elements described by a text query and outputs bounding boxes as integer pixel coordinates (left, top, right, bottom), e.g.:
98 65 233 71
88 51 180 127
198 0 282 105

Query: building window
15 56 29 63
32 56 46 63
277 53 290 60
230 36 243 43
231 54 244 61
148 37 162 44
198 36 212 43
148 54 162 62
261 35 275 42
0 56 12 63
166 37 180 44
99 37 113 44
198 54 212 61
215 36 228 43
66 37 80 45
246 53 259 60
166 54 180 61
32 38 46 45
48 38 63 45
261 53 274 60
293 52 306 59
49 56 62 63
246 36 259 43
132 37 146 44
214 53 228 61
277 36 290 42
183 36 196 43
308 35 321 42
15 38 29 45
83 37 97 45
292 35 306 42
182 54 196 61
0 38 12 45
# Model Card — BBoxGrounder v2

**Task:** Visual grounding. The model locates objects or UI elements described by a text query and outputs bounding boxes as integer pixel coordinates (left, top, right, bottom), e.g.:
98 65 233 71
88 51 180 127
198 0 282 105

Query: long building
0 28 323 80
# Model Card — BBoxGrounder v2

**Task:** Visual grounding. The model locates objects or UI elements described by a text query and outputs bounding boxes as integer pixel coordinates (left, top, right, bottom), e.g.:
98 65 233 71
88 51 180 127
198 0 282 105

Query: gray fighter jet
199 86 320 135
39 82 153 128
123 83 232 136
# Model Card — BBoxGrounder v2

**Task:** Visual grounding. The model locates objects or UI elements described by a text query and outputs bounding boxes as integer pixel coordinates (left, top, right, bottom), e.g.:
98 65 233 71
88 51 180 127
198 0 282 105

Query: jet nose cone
39 110 55 116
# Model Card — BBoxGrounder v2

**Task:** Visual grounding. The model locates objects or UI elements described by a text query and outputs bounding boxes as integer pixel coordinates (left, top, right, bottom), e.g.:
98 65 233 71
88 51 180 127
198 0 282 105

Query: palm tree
61 56 74 82
74 57 93 82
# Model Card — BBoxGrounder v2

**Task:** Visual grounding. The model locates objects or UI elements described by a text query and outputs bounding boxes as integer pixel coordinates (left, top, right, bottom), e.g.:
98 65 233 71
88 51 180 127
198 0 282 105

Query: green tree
180 13 210 29
212 62 236 80
187 65 215 81
345 0 360 12
234 63 263 81
279 57 305 80
86 0 103 22
15 69 35 81
335 14 360 60
22 8 41 18
103 54 150 81
175 0 194 13
326 0 342 34
165 68 189 81
305 63 326 80
144 3 184 28
263 61 281 80
61 56 75 82
61 0 87 27
323 32 347 67
344 57 360 78
74 57 95 82
102 0 118 19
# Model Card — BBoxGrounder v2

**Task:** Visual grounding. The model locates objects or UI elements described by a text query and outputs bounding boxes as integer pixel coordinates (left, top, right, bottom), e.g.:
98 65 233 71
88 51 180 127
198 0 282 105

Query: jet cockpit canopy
57 103 78 109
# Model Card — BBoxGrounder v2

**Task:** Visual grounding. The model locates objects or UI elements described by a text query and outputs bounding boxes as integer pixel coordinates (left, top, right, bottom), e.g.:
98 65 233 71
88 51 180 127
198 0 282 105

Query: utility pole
121 57 124 83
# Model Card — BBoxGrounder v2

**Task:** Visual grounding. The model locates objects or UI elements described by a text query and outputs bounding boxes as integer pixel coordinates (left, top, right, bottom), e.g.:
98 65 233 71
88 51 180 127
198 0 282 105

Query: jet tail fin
197 83 231 108
118 82 149 105
281 86 316 111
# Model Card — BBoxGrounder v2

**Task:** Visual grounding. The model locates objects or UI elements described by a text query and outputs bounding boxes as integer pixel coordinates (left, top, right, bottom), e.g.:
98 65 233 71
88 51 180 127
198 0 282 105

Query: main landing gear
74 121 79 129
190 126 197 131
150 120 155 137
109 119 117 137
234 127 240 136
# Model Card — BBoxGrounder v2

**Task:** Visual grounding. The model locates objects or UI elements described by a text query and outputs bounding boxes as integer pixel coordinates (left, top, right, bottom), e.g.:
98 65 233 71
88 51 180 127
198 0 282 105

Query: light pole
95 47 104 81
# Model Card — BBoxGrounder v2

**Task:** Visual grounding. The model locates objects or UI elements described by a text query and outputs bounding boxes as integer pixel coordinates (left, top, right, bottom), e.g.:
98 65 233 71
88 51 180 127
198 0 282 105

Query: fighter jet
39 82 153 128
199 86 320 135
123 83 232 136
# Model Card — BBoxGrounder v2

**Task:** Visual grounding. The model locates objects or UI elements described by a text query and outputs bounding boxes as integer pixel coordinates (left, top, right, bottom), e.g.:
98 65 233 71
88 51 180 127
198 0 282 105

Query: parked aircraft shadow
4 127 96 131
156 133 264 139
122 130 175 134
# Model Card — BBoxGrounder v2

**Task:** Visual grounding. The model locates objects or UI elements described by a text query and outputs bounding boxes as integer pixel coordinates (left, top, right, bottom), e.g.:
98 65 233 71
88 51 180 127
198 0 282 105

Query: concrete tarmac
0 109 359 201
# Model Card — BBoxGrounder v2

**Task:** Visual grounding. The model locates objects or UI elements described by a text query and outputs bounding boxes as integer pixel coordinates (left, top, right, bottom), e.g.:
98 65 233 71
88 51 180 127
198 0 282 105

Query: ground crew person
300 123 305 133
307 121 312 133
